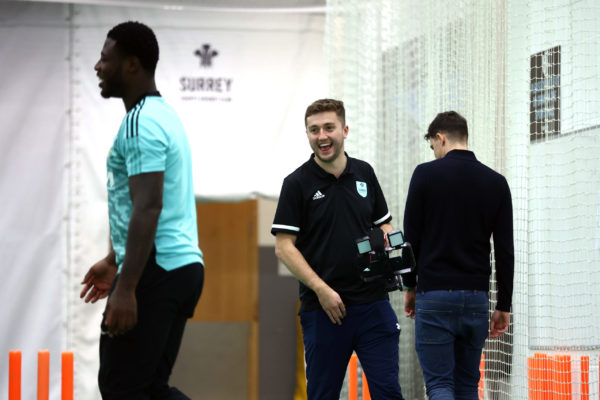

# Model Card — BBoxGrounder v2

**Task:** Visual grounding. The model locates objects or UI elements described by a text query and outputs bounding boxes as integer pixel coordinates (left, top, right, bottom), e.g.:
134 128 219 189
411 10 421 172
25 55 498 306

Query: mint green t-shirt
107 94 203 272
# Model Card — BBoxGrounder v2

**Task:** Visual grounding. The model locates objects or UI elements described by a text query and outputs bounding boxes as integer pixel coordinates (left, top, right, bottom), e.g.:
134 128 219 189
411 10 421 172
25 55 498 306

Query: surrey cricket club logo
356 181 367 198
179 43 233 102
194 44 218 67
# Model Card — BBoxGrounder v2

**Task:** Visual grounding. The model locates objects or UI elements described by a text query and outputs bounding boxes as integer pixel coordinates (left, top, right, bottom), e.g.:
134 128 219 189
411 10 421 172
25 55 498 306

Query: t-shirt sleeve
122 113 168 177
370 165 392 226
271 176 303 236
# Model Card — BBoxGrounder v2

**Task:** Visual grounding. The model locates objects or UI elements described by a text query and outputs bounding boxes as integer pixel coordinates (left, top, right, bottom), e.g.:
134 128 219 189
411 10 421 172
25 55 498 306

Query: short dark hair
425 111 468 142
107 21 159 74
305 98 346 127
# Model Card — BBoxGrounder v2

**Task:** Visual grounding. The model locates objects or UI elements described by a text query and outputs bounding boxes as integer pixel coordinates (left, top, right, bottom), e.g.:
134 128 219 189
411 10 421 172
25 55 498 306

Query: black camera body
355 229 416 292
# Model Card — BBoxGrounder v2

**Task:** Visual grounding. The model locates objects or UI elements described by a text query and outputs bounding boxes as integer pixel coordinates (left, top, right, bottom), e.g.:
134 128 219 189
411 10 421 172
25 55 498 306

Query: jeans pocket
468 311 490 348
416 309 453 344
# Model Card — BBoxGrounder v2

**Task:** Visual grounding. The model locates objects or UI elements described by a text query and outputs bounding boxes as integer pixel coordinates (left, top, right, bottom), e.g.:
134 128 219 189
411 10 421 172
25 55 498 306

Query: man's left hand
490 310 510 338
104 285 137 337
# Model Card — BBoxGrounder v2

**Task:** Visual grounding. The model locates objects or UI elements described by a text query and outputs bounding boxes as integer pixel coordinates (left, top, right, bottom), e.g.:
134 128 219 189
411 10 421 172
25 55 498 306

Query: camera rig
355 229 416 292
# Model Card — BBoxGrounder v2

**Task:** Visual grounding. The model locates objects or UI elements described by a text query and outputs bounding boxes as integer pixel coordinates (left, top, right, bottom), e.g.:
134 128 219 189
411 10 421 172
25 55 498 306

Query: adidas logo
312 190 325 200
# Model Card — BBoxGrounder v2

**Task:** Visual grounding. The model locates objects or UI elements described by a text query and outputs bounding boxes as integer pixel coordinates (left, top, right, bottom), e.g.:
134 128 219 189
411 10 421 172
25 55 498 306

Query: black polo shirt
271 153 392 312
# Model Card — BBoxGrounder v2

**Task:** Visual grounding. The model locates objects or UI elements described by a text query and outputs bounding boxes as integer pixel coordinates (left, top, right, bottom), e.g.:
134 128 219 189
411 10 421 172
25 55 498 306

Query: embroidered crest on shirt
312 190 325 200
356 181 367 198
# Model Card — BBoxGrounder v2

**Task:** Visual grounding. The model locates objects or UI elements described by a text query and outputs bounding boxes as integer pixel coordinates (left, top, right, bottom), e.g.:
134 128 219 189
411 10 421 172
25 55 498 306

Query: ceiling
16 0 326 12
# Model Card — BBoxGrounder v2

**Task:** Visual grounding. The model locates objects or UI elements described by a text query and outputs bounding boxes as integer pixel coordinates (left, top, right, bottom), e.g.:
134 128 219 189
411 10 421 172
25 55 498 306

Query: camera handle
367 228 386 257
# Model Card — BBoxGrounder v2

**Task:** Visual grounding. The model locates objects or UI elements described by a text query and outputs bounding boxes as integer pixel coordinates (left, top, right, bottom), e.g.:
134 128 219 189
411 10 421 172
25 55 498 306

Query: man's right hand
315 285 346 325
404 288 416 318
80 258 117 303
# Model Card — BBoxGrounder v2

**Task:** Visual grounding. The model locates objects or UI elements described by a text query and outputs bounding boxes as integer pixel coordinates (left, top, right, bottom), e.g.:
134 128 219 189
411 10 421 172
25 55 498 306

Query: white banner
73 5 327 200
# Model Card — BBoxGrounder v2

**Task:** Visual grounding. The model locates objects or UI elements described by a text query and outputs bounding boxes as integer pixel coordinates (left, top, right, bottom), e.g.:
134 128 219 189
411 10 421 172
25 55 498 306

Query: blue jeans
415 290 489 400
300 300 404 400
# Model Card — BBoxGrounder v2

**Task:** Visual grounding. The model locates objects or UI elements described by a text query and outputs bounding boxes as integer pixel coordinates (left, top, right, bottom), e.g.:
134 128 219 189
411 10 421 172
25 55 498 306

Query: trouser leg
454 291 488 400
98 295 178 400
147 315 190 400
415 291 458 400
354 300 404 400
98 258 203 400
301 309 354 400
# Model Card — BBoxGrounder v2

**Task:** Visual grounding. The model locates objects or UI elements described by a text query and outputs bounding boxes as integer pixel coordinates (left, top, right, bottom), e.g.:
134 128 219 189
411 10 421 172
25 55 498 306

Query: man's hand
490 310 510 338
104 283 137 337
315 285 346 325
381 223 393 248
404 288 416 318
275 233 347 325
80 258 117 303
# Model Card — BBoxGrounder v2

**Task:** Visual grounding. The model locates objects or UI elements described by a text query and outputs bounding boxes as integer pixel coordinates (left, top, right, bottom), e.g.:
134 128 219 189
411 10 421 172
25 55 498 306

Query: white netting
325 0 600 398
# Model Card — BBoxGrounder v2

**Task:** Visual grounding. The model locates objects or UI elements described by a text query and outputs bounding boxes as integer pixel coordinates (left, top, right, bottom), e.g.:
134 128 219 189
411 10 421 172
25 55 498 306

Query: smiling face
306 111 348 166
94 38 126 99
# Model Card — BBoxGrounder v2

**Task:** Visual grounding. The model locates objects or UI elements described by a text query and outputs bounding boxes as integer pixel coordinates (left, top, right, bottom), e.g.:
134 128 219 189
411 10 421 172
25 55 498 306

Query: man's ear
435 132 446 145
124 56 141 74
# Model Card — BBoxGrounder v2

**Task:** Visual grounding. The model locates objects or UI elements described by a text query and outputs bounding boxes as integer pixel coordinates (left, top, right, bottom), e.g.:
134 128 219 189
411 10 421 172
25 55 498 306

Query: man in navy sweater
402 111 514 400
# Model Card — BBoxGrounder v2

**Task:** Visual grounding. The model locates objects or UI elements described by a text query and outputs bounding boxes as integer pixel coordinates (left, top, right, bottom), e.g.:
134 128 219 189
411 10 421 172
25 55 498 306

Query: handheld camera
355 229 416 292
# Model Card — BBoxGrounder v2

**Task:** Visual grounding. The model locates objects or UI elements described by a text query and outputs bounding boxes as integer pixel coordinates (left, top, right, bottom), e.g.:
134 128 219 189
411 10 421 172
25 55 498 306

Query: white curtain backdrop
0 2 326 398
0 3 71 399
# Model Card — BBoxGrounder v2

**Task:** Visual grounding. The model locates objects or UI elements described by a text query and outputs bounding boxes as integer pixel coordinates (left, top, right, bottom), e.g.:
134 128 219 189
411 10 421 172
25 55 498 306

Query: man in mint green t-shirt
80 21 204 399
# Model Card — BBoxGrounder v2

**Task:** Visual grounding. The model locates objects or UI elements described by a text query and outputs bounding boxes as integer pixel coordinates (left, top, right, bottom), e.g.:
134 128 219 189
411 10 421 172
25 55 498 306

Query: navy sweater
402 150 514 311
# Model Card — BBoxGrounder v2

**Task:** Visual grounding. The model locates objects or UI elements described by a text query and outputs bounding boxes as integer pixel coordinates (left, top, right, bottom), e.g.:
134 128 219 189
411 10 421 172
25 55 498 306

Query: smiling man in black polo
271 99 405 400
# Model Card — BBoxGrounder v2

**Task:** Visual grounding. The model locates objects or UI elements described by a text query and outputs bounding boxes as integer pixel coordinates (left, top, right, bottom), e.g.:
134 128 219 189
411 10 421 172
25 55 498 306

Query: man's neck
315 153 347 179
122 81 158 112
442 142 468 157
